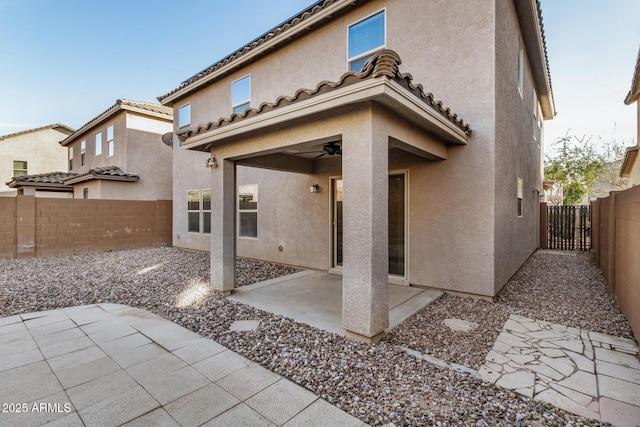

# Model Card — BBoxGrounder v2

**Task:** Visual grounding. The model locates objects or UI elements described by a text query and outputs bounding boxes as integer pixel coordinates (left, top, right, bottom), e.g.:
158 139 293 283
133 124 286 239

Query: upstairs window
178 104 191 129
238 184 258 238
81 140 86 166
348 10 385 72
69 148 73 171
13 160 27 177
517 38 524 97
517 178 523 217
107 125 114 157
232 76 250 114
95 132 102 156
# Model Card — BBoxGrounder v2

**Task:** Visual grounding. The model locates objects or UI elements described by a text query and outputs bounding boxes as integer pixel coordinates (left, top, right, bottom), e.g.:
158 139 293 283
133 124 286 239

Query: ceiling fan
297 142 342 159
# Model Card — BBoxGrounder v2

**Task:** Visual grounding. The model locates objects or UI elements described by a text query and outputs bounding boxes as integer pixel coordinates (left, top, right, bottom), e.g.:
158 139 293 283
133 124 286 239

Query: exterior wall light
310 184 319 193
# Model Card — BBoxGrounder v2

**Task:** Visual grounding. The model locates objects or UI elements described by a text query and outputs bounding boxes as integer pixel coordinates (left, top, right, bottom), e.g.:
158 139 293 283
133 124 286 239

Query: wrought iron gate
547 205 590 251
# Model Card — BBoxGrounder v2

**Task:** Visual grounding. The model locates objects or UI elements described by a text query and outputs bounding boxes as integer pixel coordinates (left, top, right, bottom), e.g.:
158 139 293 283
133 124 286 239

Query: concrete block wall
0 196 172 259
592 186 640 342
0 198 17 258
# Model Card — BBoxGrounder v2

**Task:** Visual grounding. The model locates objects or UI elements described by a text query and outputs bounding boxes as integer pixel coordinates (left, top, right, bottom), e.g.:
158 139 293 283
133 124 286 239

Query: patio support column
210 158 236 296
341 116 389 343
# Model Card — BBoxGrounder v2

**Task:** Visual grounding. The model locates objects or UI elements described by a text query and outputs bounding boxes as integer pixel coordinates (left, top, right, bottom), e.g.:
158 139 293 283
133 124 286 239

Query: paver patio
477 314 640 427
0 304 366 427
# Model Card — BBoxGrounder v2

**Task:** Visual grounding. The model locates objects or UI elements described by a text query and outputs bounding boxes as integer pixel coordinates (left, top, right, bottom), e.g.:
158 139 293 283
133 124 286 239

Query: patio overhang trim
181 78 469 153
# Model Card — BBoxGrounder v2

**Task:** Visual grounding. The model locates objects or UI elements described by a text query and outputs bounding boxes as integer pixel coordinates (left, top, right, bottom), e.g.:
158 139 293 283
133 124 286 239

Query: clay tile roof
60 99 172 146
624 45 640 105
158 0 352 103
0 123 75 141
6 171 77 188
178 49 471 143
64 166 139 184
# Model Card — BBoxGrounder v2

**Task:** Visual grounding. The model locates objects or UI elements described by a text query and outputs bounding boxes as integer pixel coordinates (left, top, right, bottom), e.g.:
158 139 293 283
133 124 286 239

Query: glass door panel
332 174 405 276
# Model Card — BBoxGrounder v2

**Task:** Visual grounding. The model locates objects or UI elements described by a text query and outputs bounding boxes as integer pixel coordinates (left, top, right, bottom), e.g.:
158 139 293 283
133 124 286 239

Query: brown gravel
385 250 635 373
0 247 616 426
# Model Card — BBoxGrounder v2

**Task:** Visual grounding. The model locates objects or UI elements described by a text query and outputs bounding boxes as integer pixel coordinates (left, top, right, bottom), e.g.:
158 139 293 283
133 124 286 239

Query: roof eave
60 102 172 146
181 78 469 152
158 0 359 106
620 146 639 178
514 0 556 120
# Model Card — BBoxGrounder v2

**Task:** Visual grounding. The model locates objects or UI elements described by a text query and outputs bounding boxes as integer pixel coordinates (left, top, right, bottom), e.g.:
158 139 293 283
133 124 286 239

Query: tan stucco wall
68 113 128 174
0 128 70 193
493 0 543 292
170 0 547 297
67 111 172 200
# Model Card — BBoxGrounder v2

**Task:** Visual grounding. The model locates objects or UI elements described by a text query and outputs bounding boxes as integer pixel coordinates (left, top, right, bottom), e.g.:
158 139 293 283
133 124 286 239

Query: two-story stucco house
621 46 640 186
8 100 174 200
159 0 555 342
0 124 74 197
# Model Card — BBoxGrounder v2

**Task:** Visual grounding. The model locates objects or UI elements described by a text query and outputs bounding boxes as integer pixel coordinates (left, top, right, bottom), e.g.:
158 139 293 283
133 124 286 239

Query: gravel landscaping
384 251 635 372
1 247 630 426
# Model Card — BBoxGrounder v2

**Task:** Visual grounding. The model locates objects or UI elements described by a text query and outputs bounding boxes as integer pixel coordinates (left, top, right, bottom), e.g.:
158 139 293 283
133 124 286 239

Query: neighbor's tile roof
178 49 471 143
157 0 358 103
624 45 640 105
0 123 75 141
6 172 77 188
64 166 139 184
60 99 173 146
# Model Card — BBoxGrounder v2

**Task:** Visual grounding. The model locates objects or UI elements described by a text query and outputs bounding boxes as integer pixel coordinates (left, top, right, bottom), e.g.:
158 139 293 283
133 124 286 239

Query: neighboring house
159 0 555 342
8 100 173 200
621 46 640 186
0 124 74 197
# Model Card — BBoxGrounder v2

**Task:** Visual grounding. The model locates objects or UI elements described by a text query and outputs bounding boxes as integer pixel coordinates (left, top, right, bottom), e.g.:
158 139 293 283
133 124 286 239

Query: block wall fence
591 185 640 343
0 195 171 259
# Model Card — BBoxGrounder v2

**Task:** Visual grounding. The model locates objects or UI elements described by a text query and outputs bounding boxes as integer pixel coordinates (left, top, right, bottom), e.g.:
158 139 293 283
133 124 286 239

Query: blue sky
1 0 639 155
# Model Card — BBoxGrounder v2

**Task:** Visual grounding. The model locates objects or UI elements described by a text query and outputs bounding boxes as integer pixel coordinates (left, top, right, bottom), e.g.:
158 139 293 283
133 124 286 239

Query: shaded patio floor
229 271 443 336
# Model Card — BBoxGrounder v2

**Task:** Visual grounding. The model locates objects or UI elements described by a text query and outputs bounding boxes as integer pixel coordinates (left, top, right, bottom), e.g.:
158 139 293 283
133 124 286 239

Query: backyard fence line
591 185 640 343
0 195 172 259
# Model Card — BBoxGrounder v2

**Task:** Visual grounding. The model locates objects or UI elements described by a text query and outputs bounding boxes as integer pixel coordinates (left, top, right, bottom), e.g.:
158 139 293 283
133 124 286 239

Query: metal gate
547 205 590 251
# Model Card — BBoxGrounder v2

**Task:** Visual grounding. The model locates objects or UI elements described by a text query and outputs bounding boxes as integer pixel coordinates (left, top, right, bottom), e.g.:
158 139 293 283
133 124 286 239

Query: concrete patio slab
477 314 640 426
229 271 442 336
0 304 365 426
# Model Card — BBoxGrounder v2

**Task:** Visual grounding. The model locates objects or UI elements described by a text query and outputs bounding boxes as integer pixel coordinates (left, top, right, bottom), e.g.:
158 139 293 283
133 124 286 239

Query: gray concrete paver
245 378 318 425
0 304 365 427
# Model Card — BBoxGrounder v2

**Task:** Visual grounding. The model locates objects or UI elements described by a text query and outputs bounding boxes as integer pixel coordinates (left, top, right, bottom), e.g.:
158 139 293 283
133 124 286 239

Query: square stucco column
341 124 389 342
210 158 236 296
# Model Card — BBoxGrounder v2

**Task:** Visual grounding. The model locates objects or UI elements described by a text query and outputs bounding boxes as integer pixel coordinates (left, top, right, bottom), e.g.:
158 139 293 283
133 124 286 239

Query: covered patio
178 50 471 342
229 271 443 336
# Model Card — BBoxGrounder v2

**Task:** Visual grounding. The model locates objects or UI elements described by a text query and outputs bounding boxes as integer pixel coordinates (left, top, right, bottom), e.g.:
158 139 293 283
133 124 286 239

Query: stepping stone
443 318 478 332
229 320 261 332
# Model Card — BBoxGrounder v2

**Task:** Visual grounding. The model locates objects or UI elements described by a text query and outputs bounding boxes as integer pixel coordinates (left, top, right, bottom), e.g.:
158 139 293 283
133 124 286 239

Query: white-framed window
202 189 211 234
187 189 211 234
107 125 114 157
95 131 102 156
517 38 524 97
83 188 89 199
13 160 27 177
178 103 191 129
187 190 200 233
517 178 523 217
238 184 258 238
348 10 385 72
232 76 250 114
81 140 86 166
69 148 73 171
